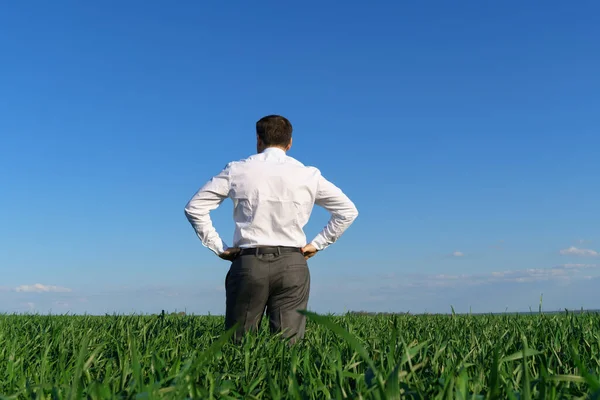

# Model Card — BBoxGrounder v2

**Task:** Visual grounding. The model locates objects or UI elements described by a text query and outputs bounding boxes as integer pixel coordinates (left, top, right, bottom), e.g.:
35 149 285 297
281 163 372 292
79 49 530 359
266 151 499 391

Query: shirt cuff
207 240 229 256
310 235 329 251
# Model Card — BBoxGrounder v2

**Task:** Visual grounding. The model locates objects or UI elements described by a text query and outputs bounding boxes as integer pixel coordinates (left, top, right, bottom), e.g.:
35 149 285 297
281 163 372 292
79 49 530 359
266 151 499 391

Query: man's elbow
183 202 197 222
341 203 359 223
349 204 359 222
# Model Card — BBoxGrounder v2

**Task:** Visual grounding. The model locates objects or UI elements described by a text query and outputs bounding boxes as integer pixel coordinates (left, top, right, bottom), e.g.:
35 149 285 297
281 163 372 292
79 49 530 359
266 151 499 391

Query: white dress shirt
184 147 358 256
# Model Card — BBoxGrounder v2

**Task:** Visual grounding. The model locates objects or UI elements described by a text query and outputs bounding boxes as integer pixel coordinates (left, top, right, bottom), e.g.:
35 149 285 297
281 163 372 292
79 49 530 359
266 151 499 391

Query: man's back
184 114 357 343
185 147 358 256
229 148 324 249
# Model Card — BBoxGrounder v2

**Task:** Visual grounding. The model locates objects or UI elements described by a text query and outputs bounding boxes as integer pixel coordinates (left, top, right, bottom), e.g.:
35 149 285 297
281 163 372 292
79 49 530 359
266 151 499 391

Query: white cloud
452 251 464 257
561 263 597 269
157 290 179 297
15 283 72 293
560 246 598 257
356 263 600 290
434 274 461 280
453 265 595 285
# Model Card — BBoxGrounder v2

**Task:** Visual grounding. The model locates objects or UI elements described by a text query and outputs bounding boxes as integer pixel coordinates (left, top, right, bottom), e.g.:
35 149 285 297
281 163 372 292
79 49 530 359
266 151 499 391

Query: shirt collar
262 147 286 156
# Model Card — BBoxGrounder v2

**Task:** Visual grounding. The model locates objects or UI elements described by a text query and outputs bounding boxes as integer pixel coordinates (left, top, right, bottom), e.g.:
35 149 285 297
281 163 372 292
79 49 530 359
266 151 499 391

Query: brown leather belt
239 246 302 256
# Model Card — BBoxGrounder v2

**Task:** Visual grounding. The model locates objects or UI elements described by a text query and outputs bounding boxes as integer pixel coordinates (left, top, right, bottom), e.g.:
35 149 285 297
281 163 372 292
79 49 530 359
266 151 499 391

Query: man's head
256 115 293 153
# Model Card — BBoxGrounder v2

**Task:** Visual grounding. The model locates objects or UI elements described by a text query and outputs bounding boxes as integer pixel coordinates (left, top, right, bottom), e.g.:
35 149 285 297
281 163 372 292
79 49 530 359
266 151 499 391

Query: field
1 311 600 399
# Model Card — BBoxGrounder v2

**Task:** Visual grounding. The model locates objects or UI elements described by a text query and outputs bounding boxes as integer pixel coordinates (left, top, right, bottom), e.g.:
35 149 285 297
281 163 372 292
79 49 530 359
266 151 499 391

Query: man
184 115 358 343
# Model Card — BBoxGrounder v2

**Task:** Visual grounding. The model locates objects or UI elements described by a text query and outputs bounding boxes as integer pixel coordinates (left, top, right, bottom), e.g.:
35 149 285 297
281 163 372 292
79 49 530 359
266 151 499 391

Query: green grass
1 310 600 399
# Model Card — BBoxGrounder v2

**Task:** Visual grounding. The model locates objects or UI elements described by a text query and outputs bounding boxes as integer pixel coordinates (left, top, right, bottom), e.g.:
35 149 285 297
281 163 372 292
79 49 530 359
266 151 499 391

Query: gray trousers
225 247 310 343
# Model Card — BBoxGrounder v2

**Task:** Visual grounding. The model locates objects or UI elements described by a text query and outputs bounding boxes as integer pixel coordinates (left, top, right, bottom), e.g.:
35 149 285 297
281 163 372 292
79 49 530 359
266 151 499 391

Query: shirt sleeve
184 164 232 256
309 173 359 251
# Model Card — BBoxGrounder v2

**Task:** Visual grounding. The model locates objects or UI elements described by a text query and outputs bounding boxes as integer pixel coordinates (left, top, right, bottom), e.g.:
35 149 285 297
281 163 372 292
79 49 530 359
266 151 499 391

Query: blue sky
1 1 599 315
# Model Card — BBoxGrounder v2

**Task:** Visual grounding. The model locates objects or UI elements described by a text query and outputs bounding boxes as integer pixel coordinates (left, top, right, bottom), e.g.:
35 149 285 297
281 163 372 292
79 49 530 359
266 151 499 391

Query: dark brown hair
256 115 293 147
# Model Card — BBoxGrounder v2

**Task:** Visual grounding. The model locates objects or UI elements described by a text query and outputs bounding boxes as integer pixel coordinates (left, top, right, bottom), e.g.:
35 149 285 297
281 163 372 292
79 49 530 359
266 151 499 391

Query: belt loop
277 246 281 256
255 247 259 257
